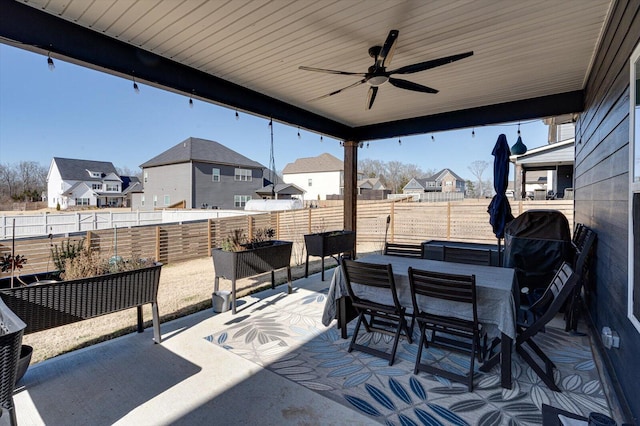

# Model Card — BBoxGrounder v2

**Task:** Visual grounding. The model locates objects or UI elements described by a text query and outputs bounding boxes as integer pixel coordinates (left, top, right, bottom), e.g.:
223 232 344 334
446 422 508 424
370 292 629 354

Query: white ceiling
10 0 613 130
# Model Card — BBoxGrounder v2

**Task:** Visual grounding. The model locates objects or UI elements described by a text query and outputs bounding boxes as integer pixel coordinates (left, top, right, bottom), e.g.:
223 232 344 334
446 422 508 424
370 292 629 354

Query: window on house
144 172 148 183
75 198 89 206
88 171 101 178
212 168 220 182
308 178 312 187
153 195 157 207
234 168 252 181
445 181 452 186
141 196 145 207
92 183 102 190
234 195 251 208
106 184 119 191
164 195 170 205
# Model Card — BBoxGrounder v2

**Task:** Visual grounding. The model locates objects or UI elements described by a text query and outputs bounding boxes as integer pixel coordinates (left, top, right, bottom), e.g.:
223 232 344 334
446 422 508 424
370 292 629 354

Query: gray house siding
192 162 264 209
576 0 640 420
143 163 192 209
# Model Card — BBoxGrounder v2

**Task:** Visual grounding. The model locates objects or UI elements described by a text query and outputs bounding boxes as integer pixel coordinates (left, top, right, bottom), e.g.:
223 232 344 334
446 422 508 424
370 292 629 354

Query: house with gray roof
403 168 466 195
135 137 267 210
47 157 139 209
283 153 368 201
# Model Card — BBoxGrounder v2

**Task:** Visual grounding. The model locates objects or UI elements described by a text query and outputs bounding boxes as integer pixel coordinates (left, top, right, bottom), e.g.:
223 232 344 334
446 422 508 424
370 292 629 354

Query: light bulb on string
398 139 402 146
366 142 369 148
297 127 301 139
268 118 273 127
188 97 193 108
47 53 55 71
132 76 140 94
472 128 475 138
320 135 323 143
235 110 239 120
431 135 435 142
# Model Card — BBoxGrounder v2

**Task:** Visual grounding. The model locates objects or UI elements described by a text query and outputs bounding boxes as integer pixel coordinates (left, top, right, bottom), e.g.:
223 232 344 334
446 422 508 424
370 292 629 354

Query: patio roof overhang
0 0 615 231
0 0 611 142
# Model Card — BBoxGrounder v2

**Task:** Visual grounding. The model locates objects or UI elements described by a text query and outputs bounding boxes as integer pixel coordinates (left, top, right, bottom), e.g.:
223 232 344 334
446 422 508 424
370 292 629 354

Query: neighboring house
402 168 466 194
357 177 385 193
255 182 305 200
47 157 138 209
283 153 362 201
135 137 267 210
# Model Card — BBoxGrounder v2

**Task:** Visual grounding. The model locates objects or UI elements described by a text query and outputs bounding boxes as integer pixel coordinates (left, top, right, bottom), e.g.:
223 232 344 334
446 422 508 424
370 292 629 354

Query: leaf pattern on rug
204 287 612 425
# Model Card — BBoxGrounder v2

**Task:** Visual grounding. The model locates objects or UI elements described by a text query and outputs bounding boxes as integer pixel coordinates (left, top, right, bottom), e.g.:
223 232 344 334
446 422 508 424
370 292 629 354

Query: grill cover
504 210 572 294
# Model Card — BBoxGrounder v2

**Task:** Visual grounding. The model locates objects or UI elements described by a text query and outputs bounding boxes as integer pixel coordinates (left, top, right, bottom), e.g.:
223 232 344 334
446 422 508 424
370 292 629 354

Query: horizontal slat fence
0 200 573 278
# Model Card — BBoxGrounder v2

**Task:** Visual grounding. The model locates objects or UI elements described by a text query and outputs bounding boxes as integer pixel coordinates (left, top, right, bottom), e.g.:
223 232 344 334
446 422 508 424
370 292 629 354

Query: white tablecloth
322 254 518 339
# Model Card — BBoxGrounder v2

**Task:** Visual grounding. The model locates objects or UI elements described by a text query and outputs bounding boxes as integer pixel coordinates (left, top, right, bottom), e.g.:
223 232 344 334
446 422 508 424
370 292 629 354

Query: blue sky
0 44 549 181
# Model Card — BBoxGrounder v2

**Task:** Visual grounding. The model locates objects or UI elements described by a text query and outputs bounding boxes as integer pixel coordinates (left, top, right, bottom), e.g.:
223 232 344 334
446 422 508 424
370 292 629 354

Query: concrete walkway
6 274 373 426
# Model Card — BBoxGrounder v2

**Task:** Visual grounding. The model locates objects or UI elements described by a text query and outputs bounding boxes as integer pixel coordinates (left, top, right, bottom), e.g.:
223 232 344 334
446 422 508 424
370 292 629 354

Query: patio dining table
321 254 518 389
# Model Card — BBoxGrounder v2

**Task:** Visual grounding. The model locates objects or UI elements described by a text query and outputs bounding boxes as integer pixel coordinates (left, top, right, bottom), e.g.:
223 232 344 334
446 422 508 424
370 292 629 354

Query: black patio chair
443 246 491 266
407 267 483 391
565 226 597 331
384 242 424 258
516 262 577 392
341 259 412 366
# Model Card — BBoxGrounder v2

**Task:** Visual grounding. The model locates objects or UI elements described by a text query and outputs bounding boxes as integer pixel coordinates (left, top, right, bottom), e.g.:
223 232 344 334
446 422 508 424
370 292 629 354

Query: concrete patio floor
3 268 622 425
5 272 374 426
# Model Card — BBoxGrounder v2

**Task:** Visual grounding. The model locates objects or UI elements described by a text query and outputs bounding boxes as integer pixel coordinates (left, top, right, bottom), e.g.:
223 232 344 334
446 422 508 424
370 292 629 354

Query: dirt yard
22 242 383 364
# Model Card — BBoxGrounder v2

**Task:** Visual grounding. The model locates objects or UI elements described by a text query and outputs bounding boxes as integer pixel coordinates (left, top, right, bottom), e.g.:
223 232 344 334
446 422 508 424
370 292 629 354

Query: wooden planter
212 240 293 314
304 230 356 280
0 263 163 343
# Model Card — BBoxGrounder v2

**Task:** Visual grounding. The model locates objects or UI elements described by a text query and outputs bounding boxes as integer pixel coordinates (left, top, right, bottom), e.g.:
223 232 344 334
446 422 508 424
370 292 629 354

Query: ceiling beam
352 91 584 141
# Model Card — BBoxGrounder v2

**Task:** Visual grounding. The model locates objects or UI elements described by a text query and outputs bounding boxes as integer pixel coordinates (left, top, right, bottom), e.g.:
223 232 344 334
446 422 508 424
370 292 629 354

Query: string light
398 138 402 146
366 142 369 148
472 128 475 138
132 76 140 94
268 118 273 127
297 127 301 139
47 52 55 71
235 110 239 120
320 135 323 143
359 142 363 148
431 135 435 142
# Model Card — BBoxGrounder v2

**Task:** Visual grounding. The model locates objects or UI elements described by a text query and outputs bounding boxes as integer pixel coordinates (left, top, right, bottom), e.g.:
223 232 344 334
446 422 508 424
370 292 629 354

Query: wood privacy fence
0 199 573 278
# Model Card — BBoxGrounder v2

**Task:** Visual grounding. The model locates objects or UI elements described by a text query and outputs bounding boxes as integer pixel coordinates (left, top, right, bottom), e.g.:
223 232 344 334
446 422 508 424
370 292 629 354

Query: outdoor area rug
204 287 610 425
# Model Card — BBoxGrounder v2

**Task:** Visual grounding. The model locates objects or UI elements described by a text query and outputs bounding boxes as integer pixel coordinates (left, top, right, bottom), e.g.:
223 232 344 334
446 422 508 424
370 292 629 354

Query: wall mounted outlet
601 326 620 349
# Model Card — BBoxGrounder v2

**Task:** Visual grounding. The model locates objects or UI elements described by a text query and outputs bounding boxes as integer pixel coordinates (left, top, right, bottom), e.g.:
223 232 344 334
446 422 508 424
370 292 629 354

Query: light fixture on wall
510 122 527 155
132 76 140 94
47 52 55 71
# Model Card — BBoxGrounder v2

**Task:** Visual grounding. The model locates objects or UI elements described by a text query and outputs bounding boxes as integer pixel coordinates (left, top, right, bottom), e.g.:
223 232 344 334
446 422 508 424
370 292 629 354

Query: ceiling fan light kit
299 30 473 110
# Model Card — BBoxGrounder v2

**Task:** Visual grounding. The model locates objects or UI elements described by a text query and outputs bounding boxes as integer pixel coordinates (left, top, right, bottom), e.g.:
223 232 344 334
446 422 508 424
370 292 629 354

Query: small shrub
51 238 85 271
61 249 155 280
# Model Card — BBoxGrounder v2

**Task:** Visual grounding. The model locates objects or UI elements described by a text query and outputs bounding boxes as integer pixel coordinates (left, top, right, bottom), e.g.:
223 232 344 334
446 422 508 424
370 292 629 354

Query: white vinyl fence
0 209 255 238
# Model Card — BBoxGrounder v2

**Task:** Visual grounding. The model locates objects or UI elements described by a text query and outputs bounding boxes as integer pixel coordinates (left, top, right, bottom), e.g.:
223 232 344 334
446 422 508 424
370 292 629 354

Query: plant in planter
212 228 292 314
304 230 356 280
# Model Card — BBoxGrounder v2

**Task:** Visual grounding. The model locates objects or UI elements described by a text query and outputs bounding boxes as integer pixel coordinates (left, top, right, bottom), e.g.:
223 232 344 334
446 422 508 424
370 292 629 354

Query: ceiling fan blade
389 51 474 75
375 30 399 69
309 79 367 101
366 86 379 110
299 66 365 76
389 78 438 93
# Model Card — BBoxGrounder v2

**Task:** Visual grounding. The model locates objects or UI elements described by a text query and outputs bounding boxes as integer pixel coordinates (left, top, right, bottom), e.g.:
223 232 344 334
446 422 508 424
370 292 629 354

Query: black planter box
212 240 293 314
304 230 355 280
0 263 163 343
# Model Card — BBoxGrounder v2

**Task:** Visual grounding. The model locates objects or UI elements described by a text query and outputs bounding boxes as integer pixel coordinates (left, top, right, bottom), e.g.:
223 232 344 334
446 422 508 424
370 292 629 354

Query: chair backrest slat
443 246 491 266
342 259 401 309
408 268 477 319
384 243 424 258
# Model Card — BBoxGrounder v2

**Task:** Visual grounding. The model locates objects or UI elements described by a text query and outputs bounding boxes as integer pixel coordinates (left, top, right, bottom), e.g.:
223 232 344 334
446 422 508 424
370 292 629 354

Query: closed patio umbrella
488 134 514 265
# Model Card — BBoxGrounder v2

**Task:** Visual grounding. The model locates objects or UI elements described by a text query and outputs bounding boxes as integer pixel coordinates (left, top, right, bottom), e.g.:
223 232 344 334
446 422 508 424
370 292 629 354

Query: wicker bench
0 263 163 343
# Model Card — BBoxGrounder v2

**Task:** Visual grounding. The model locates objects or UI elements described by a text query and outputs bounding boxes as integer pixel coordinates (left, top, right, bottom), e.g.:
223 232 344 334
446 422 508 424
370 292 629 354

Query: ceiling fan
299 30 473 110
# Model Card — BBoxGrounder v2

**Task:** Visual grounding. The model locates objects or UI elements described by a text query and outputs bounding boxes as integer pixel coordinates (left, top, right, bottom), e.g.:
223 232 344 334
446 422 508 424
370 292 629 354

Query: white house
282 153 348 201
47 158 138 209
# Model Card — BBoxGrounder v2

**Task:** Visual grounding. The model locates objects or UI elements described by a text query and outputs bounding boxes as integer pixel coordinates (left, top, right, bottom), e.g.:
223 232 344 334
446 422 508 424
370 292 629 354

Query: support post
343 140 358 234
